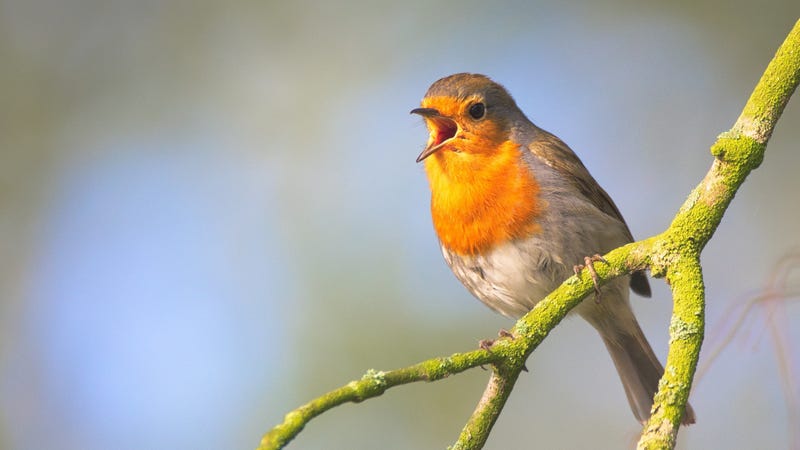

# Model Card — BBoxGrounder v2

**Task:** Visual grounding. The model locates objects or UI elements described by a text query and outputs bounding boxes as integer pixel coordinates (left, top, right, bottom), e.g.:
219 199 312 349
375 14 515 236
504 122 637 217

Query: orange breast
425 140 542 255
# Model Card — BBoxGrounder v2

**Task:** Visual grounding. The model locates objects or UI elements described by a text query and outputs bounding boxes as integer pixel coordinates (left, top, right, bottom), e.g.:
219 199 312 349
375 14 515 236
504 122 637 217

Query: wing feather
527 129 652 297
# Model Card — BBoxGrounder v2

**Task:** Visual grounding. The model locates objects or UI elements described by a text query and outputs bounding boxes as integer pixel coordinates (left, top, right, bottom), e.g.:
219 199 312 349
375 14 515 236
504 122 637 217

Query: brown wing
528 129 652 297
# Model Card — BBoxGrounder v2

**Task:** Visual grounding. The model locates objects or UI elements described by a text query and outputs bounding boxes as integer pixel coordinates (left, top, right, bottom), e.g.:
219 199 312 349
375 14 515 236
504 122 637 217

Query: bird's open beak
410 108 458 162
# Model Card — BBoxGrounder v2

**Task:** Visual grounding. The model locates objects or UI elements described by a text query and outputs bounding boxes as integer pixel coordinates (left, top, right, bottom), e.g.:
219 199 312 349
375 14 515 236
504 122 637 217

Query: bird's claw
479 329 528 372
498 329 514 339
478 329 515 351
573 254 608 302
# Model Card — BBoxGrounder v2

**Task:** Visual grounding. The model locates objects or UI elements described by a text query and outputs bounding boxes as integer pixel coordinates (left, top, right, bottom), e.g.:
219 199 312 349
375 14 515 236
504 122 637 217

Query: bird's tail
597 317 696 425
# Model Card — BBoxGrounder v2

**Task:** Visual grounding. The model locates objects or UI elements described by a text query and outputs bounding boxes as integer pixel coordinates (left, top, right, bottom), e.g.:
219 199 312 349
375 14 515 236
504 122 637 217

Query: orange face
414 95 509 163
413 94 542 256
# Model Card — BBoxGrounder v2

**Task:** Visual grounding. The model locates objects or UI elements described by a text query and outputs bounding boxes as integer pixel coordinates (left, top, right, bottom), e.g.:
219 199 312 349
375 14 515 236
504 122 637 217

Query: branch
259 241 644 450
451 368 522 450
636 18 800 448
258 351 497 450
259 253 618 450
258 19 800 450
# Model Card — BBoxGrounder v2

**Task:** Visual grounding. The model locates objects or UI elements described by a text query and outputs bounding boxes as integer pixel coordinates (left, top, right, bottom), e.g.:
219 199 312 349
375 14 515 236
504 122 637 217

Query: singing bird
412 73 694 425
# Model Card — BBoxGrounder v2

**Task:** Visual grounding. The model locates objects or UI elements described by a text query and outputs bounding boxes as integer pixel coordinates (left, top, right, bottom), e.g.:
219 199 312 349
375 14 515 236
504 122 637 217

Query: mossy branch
258 19 800 450
635 17 800 449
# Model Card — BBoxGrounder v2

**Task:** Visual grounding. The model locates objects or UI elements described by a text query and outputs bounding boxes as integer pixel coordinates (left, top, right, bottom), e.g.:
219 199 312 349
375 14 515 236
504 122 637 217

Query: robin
411 73 695 425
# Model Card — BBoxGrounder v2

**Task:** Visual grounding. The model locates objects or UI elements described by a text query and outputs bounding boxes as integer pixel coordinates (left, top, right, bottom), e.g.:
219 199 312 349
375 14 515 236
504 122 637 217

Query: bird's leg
573 254 608 302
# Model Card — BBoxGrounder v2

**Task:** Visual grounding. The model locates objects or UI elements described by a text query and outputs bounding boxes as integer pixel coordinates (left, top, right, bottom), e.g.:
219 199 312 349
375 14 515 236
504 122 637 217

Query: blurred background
1 1 799 449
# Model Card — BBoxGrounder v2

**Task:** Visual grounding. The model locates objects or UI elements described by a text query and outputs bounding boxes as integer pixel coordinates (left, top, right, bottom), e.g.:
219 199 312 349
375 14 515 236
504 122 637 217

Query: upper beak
410 108 458 162
410 107 439 118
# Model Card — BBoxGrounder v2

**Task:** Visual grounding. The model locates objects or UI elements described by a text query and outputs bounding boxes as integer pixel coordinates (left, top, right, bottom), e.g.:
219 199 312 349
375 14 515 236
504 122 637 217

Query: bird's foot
478 329 528 371
478 339 495 351
479 328 516 350
573 254 608 302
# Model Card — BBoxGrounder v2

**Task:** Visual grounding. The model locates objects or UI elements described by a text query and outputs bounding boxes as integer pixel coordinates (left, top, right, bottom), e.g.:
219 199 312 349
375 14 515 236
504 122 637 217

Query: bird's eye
468 102 485 119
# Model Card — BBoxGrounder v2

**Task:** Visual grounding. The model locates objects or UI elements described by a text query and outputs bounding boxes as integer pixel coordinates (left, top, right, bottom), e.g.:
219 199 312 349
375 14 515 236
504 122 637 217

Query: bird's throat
425 141 541 256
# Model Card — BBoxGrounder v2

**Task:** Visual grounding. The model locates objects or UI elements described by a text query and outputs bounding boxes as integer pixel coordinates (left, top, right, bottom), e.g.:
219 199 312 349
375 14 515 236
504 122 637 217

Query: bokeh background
2 1 799 449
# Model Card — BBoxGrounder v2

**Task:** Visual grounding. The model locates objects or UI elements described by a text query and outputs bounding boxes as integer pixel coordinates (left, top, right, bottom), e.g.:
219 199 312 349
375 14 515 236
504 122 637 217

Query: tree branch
636 18 800 448
258 351 498 450
258 19 800 450
451 368 522 450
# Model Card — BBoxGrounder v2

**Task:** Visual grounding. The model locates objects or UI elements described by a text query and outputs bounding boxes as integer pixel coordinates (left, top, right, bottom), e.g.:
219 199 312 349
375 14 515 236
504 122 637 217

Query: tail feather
599 319 696 425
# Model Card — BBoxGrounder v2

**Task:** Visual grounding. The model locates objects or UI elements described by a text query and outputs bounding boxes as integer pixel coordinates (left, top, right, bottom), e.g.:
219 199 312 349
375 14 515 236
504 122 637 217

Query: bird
411 73 695 425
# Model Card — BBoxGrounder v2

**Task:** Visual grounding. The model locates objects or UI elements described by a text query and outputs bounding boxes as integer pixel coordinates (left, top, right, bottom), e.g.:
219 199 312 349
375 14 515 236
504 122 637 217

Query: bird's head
411 73 522 163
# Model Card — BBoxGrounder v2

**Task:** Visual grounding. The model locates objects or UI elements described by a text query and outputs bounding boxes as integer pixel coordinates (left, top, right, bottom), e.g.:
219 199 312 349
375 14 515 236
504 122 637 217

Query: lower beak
415 140 445 163
410 108 458 162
